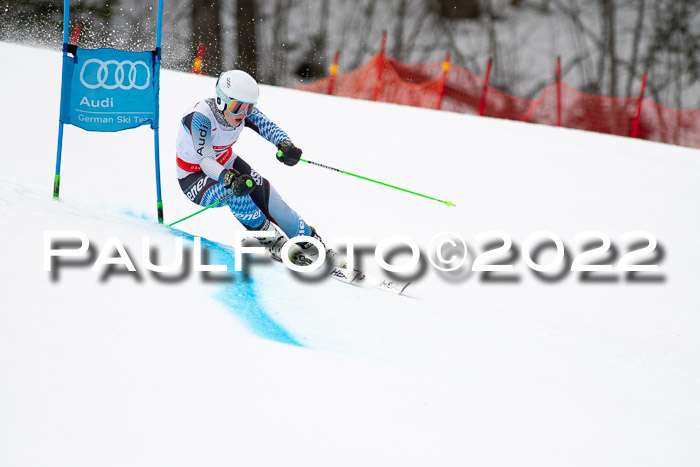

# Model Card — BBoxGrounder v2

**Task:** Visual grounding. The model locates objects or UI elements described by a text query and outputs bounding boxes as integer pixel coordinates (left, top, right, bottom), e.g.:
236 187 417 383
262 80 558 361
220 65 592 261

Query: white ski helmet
215 70 259 115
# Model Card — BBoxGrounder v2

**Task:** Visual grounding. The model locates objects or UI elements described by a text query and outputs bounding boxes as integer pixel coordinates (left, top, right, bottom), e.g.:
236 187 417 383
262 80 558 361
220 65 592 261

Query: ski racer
175 69 322 264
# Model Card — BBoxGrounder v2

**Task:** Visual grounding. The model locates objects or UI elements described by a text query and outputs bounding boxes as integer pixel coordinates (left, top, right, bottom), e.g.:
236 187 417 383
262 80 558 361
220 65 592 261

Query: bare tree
392 0 409 61
348 0 378 69
0 0 119 49
641 0 700 107
625 0 646 97
268 0 292 85
192 0 222 75
437 0 481 19
294 0 329 80
599 0 617 97
236 0 259 78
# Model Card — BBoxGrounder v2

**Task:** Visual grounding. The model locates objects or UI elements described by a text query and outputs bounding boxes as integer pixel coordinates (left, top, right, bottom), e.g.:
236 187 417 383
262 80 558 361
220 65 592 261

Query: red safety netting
296 52 700 151
637 100 700 148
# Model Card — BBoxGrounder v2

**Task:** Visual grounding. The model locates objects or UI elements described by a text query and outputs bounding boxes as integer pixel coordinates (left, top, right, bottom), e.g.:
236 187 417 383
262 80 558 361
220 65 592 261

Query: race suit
175 98 311 239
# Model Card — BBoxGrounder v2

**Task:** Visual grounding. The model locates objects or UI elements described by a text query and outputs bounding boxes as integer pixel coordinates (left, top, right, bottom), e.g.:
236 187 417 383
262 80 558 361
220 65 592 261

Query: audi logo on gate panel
79 59 151 90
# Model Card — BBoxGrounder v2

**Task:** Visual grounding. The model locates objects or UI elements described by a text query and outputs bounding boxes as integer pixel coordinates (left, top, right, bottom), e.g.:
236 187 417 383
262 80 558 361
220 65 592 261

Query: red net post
373 32 388 101
631 73 647 138
327 51 340 95
556 56 562 127
191 43 205 75
70 23 82 46
437 53 451 110
478 58 493 116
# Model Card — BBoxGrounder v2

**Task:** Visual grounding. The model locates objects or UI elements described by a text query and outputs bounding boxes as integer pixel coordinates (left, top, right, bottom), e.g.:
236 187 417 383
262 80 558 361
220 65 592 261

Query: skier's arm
245 107 291 146
245 108 302 166
182 111 227 181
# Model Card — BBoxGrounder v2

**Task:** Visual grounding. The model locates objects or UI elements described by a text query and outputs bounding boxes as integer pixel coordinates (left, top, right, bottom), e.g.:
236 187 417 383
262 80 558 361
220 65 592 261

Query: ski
324 250 410 295
328 266 411 295
263 245 411 295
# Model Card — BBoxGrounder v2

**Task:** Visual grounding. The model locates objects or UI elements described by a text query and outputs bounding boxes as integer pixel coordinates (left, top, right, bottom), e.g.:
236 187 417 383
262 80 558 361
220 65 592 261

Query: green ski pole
300 158 455 207
168 192 235 227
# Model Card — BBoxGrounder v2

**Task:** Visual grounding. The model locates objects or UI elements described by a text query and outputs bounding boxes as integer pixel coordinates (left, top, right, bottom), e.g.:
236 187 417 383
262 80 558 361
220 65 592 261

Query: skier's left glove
276 141 302 166
221 169 255 197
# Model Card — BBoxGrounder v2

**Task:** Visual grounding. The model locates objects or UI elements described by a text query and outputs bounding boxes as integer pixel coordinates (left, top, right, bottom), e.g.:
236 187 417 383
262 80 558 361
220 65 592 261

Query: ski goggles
224 99 255 117
215 81 256 117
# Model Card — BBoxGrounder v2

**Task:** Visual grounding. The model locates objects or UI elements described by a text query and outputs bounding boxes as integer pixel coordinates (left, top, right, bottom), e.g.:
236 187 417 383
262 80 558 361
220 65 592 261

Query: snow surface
1 41 700 467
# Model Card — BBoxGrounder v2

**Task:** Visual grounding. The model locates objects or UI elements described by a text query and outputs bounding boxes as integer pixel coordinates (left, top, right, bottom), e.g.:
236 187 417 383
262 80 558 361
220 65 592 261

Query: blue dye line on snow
131 216 302 347
171 228 302 347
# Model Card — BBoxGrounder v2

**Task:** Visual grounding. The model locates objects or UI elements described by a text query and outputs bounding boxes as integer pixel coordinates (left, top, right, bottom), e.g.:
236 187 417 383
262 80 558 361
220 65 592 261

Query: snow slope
1 42 700 467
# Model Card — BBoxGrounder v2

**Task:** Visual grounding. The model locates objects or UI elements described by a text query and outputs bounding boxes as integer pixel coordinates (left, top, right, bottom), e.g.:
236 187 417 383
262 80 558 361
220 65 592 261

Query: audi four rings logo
79 58 151 90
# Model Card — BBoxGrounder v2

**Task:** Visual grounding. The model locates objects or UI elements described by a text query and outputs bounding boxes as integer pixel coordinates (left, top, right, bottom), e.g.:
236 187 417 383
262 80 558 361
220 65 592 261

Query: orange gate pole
327 51 340 95
70 23 82 45
191 43 205 74
437 52 451 110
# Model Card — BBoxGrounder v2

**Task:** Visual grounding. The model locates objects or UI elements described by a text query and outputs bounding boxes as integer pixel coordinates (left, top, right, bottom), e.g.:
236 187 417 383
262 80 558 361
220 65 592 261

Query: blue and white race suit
175 98 311 239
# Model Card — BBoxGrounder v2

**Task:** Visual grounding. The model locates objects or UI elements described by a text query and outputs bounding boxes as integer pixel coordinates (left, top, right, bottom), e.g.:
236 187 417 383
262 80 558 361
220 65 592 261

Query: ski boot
290 227 346 268
290 226 325 266
249 218 289 262
253 218 311 266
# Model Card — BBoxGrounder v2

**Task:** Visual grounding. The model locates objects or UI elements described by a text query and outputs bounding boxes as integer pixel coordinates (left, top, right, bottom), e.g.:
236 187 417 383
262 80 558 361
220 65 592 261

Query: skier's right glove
221 169 255 197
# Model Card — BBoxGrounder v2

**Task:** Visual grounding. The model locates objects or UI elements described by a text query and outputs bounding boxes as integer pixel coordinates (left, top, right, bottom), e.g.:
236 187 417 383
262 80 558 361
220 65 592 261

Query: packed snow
1 41 700 467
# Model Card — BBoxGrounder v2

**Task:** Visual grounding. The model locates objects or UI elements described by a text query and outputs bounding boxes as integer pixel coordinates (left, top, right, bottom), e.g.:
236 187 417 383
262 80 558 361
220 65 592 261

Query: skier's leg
179 165 321 264
232 157 312 238
200 183 266 229
178 171 265 229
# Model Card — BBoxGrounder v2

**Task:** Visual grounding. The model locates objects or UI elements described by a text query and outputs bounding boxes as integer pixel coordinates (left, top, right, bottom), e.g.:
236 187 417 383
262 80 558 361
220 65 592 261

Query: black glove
221 169 255 197
276 140 302 166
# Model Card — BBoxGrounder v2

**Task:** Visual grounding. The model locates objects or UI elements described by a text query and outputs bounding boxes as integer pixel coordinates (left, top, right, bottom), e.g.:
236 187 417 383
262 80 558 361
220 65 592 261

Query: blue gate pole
154 128 163 223
53 0 71 199
54 123 64 199
153 0 165 223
